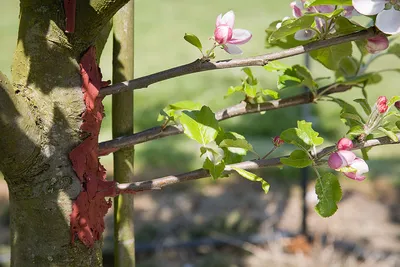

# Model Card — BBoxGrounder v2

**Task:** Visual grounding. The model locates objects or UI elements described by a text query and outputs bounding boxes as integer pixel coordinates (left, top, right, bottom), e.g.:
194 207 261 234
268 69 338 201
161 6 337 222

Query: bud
273 136 284 147
376 96 388 114
290 1 303 18
328 150 356 170
337 138 353 150
343 158 369 181
395 101 400 110
365 35 389 54
214 25 233 44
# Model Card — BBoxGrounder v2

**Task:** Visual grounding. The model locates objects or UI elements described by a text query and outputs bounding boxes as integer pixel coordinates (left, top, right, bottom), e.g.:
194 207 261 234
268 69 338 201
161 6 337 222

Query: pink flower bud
273 136 284 147
366 35 389 54
337 138 353 151
328 150 356 170
214 25 233 44
376 96 388 114
290 1 303 18
343 157 369 181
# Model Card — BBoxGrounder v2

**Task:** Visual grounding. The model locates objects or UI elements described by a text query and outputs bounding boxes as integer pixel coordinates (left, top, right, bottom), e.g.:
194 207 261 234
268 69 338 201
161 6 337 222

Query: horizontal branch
116 133 400 193
98 83 352 155
99 28 376 97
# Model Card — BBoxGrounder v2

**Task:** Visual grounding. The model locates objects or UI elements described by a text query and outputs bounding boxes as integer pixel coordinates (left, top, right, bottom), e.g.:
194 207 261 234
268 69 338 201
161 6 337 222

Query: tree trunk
0 0 128 265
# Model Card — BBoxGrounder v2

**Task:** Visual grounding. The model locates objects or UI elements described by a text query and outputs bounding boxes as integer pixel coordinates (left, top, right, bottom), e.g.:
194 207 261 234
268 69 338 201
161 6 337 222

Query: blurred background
1 1 400 266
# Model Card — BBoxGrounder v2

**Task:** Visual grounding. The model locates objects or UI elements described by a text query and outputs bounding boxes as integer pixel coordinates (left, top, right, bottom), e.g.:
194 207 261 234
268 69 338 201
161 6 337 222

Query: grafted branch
98 83 352 155
116 133 400 193
99 28 377 96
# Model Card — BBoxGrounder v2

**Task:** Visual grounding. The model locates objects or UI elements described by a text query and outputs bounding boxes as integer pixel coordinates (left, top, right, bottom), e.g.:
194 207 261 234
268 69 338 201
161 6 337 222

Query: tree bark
0 0 128 266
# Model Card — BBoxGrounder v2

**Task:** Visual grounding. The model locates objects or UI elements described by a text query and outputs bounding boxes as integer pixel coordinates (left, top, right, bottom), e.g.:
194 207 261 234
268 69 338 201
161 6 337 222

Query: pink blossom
328 150 356 170
273 136 284 147
352 0 400 35
376 96 388 113
214 11 252 54
344 158 369 181
366 35 389 54
337 138 353 150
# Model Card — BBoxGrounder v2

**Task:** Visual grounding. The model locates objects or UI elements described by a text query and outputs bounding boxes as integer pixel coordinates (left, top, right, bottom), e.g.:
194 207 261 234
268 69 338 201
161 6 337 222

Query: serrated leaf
203 158 225 180
231 167 270 194
378 127 399 142
184 33 202 51
354 98 371 115
296 120 324 146
280 150 313 168
244 83 257 98
277 64 317 91
180 106 220 145
219 139 254 156
261 89 279 99
280 128 311 150
269 16 315 43
310 42 352 70
315 173 342 218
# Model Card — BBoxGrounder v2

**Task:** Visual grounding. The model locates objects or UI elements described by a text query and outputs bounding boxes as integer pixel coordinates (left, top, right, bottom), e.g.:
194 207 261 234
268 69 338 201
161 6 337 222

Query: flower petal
290 1 303 18
216 14 222 27
220 10 235 29
294 29 316 41
344 172 366 181
376 7 400 35
352 0 386 15
229 29 252 44
223 43 242 55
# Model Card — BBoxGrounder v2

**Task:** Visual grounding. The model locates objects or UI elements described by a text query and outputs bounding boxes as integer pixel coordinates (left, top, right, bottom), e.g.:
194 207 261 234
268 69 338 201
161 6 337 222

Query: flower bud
343 158 369 181
395 101 400 110
214 25 233 44
376 96 388 114
365 35 389 54
337 138 353 150
328 150 356 170
273 136 284 147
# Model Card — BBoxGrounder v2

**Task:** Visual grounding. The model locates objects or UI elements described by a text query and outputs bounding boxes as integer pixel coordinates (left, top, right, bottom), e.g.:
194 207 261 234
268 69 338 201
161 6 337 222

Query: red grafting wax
64 0 76 33
69 47 119 247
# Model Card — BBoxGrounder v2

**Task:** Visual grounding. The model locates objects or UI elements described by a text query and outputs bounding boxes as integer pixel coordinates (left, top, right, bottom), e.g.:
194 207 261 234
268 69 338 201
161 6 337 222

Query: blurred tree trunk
0 0 128 266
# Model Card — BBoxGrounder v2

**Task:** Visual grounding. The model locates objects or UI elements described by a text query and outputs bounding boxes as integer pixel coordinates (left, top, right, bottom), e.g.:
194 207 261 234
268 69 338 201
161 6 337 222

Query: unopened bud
366 35 389 54
273 136 284 147
376 96 388 114
337 138 353 150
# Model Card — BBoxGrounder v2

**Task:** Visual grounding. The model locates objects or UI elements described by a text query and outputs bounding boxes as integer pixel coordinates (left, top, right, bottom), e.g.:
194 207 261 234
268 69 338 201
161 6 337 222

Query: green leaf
304 0 352 6
244 83 257 98
265 21 311 49
281 128 311 149
387 43 400 59
261 89 279 99
347 125 365 136
200 142 225 163
378 127 399 142
203 158 225 180
310 42 352 70
158 100 202 121
264 61 289 72
336 72 382 86
277 65 317 91
334 16 365 36
280 150 313 168
184 33 202 52
354 98 371 115
231 167 270 194
296 120 324 146
388 96 400 107
225 85 244 98
336 56 358 78
179 106 220 145
331 98 365 128
219 139 254 156
269 16 315 43
315 173 342 218
216 131 247 164
340 113 364 126
242 67 258 85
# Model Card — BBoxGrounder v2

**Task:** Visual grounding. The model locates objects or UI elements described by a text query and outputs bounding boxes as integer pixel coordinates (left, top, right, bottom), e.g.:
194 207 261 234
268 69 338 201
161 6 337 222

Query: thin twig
116 133 400 193
98 83 352 155
99 28 376 96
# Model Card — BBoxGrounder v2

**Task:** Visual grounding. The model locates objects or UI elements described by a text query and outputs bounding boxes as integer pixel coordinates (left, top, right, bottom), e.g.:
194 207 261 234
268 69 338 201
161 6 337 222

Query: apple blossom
214 11 252 55
328 150 356 170
352 0 400 35
365 35 390 54
343 158 369 181
337 138 353 150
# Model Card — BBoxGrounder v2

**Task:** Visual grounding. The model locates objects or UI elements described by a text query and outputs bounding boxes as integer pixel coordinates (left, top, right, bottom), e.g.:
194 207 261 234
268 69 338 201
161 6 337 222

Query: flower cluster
214 11 252 54
328 138 369 181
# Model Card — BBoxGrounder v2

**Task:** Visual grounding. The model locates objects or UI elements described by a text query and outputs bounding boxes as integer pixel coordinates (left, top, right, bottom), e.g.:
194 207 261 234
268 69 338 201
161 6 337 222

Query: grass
1 0 399 180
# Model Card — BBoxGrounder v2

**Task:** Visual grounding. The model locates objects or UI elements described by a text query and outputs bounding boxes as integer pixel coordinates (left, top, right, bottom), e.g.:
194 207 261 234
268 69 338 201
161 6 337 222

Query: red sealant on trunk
69 47 119 247
64 0 76 33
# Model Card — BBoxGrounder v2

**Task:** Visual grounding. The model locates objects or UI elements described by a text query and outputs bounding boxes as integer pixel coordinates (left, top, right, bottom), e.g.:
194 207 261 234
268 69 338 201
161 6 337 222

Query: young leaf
225 85 244 98
280 150 313 168
158 100 202 121
244 83 257 98
315 173 342 218
378 127 399 142
219 139 254 156
184 33 202 52
264 61 289 72
387 43 400 59
334 16 365 36
281 128 311 150
310 42 352 70
269 16 315 43
354 98 371 116
261 89 279 99
179 106 220 145
347 125 365 136
203 158 225 180
388 96 400 107
296 120 324 146
231 167 270 194
242 67 258 85
304 0 352 6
